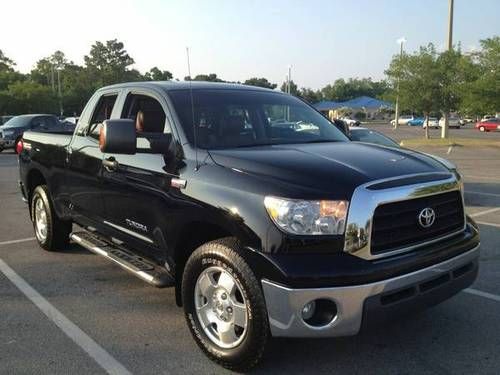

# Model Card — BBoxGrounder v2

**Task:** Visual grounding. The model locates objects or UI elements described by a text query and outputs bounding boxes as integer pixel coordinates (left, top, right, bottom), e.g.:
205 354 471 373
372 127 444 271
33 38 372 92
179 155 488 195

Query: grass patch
400 137 500 148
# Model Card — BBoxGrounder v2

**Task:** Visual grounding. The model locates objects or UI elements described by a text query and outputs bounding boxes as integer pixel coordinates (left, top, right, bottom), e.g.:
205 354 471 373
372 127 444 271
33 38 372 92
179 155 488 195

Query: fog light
301 301 316 320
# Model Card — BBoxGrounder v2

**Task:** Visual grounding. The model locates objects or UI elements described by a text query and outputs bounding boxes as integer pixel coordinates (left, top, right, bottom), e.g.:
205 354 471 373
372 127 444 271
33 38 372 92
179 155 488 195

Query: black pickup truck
18 82 480 371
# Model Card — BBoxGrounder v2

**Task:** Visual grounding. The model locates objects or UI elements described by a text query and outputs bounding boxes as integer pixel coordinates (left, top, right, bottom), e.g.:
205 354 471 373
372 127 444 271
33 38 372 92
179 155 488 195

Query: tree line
0 36 498 117
385 36 499 119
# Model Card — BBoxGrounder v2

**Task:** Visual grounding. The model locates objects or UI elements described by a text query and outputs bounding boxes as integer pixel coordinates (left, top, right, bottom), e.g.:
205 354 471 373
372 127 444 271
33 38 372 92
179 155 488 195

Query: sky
1 0 499 89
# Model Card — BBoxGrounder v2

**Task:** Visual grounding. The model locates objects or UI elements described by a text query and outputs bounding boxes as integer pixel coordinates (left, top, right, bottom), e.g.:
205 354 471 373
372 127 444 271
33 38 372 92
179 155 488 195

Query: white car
481 115 495 122
439 116 460 129
423 117 439 129
341 117 360 127
390 115 413 126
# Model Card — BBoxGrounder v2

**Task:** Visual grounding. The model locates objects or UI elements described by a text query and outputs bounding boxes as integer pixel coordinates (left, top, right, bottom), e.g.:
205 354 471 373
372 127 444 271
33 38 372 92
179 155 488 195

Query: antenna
186 47 199 171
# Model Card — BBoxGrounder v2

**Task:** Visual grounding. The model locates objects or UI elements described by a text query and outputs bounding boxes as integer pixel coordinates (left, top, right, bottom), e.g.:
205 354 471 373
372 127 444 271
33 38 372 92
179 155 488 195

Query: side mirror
137 133 173 154
99 119 136 154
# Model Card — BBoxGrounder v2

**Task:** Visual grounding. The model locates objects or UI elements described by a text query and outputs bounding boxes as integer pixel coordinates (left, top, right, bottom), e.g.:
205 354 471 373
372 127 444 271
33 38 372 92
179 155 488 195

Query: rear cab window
121 92 171 151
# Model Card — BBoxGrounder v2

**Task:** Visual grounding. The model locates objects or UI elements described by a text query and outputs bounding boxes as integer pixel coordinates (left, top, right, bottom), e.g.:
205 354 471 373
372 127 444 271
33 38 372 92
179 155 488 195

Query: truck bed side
19 131 73 217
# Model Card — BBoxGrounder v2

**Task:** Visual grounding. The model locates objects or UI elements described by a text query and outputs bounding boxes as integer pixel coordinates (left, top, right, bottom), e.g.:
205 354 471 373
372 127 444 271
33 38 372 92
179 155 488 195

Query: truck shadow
253 297 484 374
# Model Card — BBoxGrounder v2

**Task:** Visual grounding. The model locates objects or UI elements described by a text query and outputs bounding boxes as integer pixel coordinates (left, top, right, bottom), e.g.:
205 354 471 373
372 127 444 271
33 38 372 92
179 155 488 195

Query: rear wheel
31 185 71 251
479 126 486 132
182 238 269 371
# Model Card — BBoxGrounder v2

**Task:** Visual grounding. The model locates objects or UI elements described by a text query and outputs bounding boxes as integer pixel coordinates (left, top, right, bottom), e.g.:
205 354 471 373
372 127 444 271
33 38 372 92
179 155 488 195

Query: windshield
2 116 31 128
349 129 399 148
169 89 349 149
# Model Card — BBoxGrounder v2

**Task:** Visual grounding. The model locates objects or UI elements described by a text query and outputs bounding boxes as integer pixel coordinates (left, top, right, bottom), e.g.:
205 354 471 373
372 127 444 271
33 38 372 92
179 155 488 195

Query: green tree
460 37 500 116
184 73 225 82
144 67 173 81
1 81 58 114
298 88 321 103
385 44 441 138
320 78 389 101
0 50 24 93
243 77 277 89
280 80 299 95
0 49 16 71
84 39 140 87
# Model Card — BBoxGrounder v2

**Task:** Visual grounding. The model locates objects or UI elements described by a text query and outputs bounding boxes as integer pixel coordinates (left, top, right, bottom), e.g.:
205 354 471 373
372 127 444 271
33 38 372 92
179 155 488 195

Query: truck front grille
371 191 464 255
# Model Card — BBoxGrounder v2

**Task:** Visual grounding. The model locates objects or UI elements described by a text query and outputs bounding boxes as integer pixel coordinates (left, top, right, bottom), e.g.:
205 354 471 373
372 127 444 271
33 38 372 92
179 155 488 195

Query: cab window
87 94 118 139
121 94 168 134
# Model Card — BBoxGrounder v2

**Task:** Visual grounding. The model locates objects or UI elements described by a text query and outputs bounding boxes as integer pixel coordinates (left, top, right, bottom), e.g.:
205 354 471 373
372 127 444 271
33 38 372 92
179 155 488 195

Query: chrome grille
371 191 464 254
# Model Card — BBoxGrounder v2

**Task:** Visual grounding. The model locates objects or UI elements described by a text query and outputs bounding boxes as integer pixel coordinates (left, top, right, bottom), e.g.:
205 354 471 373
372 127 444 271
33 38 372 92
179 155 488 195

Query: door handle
103 157 119 172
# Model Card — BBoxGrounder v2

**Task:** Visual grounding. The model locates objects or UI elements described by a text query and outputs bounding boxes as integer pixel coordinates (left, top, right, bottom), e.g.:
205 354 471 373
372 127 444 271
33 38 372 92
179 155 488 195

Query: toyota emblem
418 207 436 228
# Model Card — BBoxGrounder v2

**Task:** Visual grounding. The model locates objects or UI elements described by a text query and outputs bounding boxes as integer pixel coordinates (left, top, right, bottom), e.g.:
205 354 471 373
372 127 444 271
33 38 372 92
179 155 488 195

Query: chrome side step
70 231 174 288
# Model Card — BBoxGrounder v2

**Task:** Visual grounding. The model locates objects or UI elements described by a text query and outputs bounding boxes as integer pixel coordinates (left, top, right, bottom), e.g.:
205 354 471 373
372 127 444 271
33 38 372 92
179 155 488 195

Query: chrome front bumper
261 245 479 337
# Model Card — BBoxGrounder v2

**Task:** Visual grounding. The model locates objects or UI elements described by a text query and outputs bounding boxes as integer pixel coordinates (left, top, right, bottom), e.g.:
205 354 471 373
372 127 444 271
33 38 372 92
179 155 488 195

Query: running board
70 231 174 288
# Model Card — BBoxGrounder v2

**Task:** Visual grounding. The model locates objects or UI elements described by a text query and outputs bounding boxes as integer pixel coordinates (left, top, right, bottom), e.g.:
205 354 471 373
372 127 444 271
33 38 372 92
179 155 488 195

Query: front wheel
31 185 72 251
479 126 486 132
182 238 269 371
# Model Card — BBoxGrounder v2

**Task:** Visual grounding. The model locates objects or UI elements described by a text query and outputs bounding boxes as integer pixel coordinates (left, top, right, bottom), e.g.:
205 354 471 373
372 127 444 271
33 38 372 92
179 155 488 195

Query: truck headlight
264 197 348 235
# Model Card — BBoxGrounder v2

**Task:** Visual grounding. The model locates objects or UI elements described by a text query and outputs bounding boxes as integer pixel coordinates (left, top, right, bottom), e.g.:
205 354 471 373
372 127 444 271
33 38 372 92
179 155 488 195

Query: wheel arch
172 218 263 307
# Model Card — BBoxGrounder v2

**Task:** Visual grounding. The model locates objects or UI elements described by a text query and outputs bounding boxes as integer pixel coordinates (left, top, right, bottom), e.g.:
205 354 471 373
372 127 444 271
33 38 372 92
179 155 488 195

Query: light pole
287 65 292 94
286 65 292 120
441 0 454 139
56 67 63 116
393 37 406 129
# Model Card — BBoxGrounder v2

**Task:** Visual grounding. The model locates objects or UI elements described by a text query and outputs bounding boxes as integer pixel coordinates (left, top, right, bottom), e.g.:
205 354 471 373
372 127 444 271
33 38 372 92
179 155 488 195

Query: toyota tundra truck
18 82 480 371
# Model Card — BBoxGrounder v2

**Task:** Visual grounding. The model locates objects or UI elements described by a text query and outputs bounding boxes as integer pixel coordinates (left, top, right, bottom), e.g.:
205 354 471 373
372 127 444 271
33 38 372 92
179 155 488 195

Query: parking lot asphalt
1 134 499 374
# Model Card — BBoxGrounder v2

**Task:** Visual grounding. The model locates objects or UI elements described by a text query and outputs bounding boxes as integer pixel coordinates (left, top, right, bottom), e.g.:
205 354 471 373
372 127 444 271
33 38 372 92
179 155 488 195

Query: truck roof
100 81 280 93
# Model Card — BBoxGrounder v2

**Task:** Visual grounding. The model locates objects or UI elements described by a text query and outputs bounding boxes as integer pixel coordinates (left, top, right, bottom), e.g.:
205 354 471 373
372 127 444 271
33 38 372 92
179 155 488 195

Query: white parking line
0 258 131 375
464 288 500 303
476 221 500 229
0 237 36 246
470 207 500 218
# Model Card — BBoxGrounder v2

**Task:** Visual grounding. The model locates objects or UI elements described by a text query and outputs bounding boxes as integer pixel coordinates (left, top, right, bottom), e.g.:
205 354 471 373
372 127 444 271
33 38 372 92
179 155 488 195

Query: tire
182 238 269 371
30 185 71 251
479 126 485 132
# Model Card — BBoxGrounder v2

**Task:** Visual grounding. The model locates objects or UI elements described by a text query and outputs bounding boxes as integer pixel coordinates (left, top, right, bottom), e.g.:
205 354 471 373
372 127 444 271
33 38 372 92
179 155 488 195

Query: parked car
0 115 15 126
340 116 360 127
390 115 413 126
439 115 461 129
407 117 424 126
460 117 474 125
475 118 500 132
0 114 68 153
18 81 479 371
481 115 496 122
348 127 400 148
63 116 79 125
423 117 439 129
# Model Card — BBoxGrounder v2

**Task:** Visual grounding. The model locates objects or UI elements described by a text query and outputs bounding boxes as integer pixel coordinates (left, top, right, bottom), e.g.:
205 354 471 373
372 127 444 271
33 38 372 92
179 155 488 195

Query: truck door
100 90 180 263
66 91 120 227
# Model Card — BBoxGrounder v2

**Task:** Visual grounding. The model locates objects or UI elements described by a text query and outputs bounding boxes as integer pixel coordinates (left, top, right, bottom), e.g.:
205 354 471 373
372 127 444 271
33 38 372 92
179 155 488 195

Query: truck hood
209 142 449 198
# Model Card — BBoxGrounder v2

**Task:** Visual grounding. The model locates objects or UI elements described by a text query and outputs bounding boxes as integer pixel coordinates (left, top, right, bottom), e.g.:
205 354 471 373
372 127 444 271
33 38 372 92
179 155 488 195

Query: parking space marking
476 221 500 229
464 288 500 303
0 258 131 375
0 237 36 246
470 207 500 218
466 191 500 198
